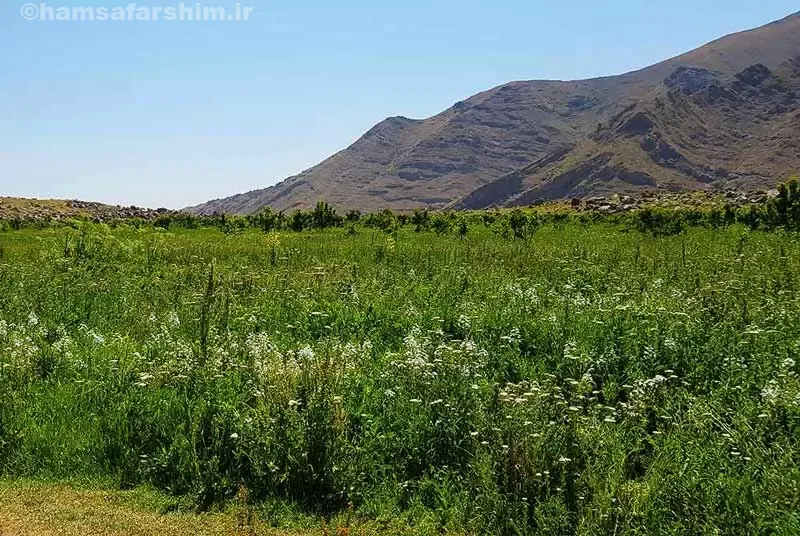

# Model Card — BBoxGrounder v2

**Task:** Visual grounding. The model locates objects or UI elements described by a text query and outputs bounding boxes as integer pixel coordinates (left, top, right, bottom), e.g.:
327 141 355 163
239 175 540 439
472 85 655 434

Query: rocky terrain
453 59 800 209
187 11 800 215
549 188 779 214
0 197 173 222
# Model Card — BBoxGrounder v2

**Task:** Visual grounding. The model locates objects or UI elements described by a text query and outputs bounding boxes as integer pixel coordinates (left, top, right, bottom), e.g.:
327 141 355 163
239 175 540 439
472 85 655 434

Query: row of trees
6 179 800 237
192 203 474 236
227 178 800 237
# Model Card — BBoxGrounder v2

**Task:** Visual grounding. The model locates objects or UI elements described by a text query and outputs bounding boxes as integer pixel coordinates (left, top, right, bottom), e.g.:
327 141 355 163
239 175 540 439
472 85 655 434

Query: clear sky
1 1 798 208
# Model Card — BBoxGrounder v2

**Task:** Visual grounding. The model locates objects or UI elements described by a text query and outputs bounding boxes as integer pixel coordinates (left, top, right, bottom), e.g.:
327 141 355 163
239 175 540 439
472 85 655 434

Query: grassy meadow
0 218 799 534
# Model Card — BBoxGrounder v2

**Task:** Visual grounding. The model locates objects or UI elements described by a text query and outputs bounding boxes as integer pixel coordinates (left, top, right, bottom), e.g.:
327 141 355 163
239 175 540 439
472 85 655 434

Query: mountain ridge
187 11 800 215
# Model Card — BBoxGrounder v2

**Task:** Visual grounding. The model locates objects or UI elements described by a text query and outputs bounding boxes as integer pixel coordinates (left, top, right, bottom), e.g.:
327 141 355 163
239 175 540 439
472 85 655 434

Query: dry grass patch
0 481 304 536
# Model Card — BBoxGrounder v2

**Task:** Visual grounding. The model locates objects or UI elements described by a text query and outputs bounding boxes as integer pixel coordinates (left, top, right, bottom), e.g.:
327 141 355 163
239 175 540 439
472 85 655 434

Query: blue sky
1 1 797 208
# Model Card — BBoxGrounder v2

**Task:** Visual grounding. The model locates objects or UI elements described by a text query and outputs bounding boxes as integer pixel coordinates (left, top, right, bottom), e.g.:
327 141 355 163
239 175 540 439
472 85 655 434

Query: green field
1 219 799 535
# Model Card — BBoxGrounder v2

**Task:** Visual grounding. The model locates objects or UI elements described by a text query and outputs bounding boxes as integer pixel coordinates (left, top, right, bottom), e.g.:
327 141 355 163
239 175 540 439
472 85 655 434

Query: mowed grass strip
0 481 429 536
0 480 256 536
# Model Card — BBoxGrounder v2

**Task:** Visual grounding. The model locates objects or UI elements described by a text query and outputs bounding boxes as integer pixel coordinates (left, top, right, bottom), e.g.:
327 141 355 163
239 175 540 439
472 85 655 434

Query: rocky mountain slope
455 59 800 209
188 11 800 215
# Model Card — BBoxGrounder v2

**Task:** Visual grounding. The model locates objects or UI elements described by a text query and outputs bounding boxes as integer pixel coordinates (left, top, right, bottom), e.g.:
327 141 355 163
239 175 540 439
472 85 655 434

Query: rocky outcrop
0 198 175 222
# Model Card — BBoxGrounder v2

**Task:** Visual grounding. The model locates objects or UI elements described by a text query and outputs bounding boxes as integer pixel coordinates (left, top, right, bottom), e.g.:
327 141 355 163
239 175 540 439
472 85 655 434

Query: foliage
630 207 686 236
411 208 431 232
247 207 285 233
508 209 540 239
345 209 362 223
363 209 397 233
1 220 799 535
311 201 342 229
765 177 800 230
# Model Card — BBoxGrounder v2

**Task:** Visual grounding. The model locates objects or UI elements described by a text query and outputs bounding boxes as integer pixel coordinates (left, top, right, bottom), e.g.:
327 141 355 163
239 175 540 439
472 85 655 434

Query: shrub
411 208 431 231
630 207 686 237
430 214 452 235
363 209 397 233
289 211 312 232
507 209 539 239
765 177 800 230
247 208 285 232
345 210 362 223
311 201 341 229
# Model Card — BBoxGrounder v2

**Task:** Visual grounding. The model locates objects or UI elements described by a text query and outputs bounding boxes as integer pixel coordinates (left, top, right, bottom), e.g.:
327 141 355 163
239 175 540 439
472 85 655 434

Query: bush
630 207 686 237
363 209 397 233
508 209 539 239
430 214 452 235
765 177 800 230
289 211 312 232
311 202 341 229
345 210 362 224
411 209 431 231
247 208 285 232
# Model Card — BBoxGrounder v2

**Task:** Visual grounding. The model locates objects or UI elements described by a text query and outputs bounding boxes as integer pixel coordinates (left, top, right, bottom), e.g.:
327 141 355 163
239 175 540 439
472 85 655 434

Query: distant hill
0 197 169 221
187 11 800 215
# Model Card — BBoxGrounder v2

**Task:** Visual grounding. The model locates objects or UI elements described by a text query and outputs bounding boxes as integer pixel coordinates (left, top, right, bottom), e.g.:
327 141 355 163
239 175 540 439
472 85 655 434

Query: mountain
188 11 800 215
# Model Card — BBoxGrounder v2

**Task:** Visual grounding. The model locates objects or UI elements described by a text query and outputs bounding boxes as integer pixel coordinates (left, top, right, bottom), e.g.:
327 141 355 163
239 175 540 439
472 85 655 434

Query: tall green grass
0 221 798 534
